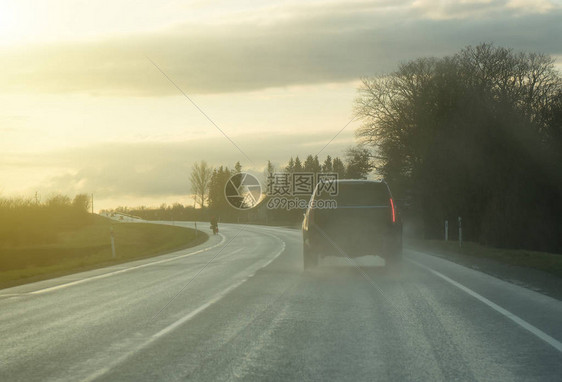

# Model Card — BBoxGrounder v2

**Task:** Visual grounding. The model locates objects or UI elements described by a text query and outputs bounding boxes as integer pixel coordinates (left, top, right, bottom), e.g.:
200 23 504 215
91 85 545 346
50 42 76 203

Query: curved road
1 223 561 381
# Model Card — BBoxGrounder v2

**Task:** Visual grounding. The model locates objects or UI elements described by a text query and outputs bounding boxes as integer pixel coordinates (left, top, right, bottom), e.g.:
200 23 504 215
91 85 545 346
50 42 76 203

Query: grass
408 238 562 278
0 215 209 289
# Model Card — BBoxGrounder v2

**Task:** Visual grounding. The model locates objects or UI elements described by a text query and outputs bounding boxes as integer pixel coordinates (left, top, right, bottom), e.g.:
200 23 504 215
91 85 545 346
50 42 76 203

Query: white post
110 226 116 258
458 216 462 248
445 220 448 241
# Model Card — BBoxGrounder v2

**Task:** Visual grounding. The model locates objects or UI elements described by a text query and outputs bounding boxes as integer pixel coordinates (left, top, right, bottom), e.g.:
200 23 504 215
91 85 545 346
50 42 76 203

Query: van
302 179 402 269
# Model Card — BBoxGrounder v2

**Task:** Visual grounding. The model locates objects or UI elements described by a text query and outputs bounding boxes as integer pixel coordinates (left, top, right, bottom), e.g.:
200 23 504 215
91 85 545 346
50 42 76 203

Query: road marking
27 234 227 295
154 243 283 339
81 239 286 382
80 280 246 382
152 277 247 339
408 258 562 352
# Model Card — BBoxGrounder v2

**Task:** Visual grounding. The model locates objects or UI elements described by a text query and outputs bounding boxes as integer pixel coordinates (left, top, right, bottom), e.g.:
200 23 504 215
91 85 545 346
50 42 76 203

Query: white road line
152 242 283 340
407 258 562 352
27 234 227 295
152 277 247 339
81 240 286 382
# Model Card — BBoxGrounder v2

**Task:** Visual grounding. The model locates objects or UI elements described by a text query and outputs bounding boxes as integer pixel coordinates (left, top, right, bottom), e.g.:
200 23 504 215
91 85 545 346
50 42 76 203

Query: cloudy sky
1 0 561 210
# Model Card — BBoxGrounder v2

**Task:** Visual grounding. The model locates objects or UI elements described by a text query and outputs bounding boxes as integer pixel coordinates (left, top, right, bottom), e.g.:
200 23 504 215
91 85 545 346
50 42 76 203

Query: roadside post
458 216 462 248
110 226 116 258
194 221 197 239
445 220 448 241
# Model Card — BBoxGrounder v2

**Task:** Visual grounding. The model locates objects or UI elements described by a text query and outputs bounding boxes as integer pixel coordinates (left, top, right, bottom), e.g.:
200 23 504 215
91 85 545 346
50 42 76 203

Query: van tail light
389 198 396 223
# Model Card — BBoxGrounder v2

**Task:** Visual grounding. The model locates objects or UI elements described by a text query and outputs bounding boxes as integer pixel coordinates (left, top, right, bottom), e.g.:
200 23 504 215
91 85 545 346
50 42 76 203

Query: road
1 223 561 381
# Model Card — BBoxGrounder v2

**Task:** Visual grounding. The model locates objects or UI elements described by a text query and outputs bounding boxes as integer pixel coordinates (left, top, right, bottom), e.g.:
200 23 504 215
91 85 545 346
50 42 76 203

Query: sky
1 0 561 211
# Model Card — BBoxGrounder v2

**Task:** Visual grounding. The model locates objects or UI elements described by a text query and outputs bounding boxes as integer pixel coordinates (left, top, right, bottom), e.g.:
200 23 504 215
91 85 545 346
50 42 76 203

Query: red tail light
389 198 396 223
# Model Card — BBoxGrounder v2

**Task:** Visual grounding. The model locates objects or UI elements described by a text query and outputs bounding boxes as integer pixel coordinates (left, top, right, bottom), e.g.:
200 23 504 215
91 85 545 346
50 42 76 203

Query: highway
1 223 561 381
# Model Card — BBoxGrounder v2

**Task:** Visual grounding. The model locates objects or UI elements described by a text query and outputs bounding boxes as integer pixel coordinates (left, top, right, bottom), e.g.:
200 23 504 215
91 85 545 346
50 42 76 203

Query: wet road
1 223 561 381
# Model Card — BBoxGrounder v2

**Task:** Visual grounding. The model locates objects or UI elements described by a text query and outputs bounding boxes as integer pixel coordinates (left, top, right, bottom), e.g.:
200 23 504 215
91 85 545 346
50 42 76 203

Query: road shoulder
406 242 562 301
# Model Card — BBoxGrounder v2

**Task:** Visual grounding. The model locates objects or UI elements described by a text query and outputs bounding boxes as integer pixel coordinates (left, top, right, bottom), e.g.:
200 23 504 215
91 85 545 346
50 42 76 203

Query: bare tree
72 194 91 213
354 43 562 250
344 146 373 179
190 161 213 208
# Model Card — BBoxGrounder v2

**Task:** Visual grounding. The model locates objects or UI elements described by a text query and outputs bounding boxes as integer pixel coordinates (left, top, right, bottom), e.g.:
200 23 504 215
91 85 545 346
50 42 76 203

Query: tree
313 155 321 173
46 194 71 208
72 194 90 213
322 155 333 172
304 155 322 173
332 157 346 178
234 161 242 174
354 43 562 251
294 156 303 173
265 160 275 175
208 166 233 216
264 160 275 189
190 161 213 208
344 147 373 179
285 157 295 173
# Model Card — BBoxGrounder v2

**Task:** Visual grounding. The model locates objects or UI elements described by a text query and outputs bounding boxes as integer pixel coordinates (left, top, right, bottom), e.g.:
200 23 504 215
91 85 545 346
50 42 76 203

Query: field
0 215 208 288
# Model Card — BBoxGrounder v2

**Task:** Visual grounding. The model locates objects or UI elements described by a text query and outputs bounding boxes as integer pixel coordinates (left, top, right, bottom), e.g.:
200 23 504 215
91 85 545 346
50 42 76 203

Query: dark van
302 179 402 269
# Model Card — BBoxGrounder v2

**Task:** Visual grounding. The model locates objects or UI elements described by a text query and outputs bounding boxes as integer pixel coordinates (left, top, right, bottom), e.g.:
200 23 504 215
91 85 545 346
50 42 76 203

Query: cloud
2 129 355 199
1 0 560 95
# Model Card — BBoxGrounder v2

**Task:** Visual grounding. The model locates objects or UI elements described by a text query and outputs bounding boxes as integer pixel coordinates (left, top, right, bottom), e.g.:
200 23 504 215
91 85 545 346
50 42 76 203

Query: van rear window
317 182 389 207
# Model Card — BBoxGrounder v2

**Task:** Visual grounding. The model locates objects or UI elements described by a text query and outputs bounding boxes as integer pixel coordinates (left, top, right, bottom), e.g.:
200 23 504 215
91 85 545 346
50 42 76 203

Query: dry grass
0 214 208 288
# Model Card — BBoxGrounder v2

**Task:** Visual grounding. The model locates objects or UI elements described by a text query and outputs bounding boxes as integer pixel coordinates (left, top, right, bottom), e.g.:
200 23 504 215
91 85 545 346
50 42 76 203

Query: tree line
109 147 373 225
355 43 562 252
0 194 92 246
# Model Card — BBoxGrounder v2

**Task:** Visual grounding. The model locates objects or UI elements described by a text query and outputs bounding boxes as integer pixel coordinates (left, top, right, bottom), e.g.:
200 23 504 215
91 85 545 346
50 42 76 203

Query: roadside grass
0 215 209 289
408 239 562 278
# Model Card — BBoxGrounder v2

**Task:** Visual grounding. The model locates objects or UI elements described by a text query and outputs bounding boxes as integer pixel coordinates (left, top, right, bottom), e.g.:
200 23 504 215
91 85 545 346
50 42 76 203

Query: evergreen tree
332 157 346 178
285 157 295 173
322 155 333 172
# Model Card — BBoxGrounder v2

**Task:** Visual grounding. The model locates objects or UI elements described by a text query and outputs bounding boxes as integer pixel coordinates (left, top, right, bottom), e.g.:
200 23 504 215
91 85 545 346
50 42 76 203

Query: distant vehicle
210 216 219 235
211 224 219 235
302 179 402 269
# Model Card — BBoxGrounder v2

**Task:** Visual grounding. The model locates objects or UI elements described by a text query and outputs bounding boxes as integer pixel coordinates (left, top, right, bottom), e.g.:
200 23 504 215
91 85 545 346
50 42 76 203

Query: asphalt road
1 223 561 381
